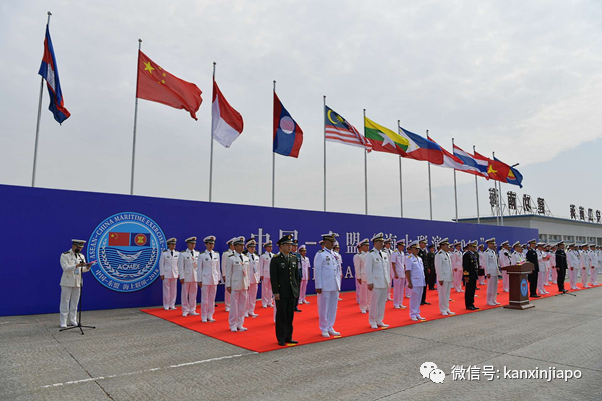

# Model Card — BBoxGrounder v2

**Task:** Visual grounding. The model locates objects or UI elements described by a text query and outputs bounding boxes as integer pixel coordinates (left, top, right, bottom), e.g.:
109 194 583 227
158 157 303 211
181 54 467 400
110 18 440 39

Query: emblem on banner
87 212 166 292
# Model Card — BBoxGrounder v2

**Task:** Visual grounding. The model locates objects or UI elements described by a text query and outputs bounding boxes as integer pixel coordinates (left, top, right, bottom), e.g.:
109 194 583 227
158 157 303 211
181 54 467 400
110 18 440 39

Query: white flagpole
272 80 276 208
452 137 458 222
130 38 142 195
493 151 504 226
363 108 368 215
473 145 480 224
398 120 403 218
426 129 433 220
32 11 52 188
209 62 216 202
323 95 327 212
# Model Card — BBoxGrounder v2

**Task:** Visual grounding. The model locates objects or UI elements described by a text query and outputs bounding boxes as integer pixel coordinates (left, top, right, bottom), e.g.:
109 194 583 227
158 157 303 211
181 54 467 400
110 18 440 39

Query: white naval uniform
178 249 200 315
484 248 500 305
299 255 310 304
478 251 486 285
365 248 391 326
159 249 179 309
384 247 394 300
567 250 579 289
391 249 406 308
549 251 558 284
198 250 220 321
535 250 548 294
498 248 512 292
510 251 525 267
589 251 599 285
246 253 260 315
434 250 453 314
314 248 341 333
221 249 234 309
59 250 91 327
260 251 274 307
354 251 370 313
579 250 590 287
451 250 464 292
225 252 250 330
353 253 362 305
406 254 426 319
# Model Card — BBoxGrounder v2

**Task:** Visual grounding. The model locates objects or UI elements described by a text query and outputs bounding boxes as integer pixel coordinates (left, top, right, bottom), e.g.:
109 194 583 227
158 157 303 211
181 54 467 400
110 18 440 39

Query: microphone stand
61 264 96 335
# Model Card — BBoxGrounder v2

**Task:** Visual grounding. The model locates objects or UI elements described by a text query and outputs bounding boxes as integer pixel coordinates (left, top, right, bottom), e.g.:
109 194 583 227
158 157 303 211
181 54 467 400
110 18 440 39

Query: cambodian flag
38 24 70 124
273 92 303 158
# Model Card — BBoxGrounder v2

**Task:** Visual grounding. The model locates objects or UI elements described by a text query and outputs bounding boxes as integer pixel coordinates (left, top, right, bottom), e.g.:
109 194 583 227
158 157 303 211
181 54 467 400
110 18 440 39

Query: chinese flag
136 51 203 120
108 232 130 246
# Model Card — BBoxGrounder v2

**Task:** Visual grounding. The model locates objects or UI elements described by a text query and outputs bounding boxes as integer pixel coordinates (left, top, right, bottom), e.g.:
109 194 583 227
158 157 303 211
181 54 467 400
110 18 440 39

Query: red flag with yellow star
136 50 202 120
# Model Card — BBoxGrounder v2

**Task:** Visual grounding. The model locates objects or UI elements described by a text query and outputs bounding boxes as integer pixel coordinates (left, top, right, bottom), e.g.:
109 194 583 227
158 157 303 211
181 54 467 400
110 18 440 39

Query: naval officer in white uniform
434 238 455 316
365 232 392 329
198 235 220 322
159 237 179 310
314 231 341 338
59 239 93 328
484 238 501 305
405 240 426 321
260 241 275 308
178 237 200 317
225 236 250 332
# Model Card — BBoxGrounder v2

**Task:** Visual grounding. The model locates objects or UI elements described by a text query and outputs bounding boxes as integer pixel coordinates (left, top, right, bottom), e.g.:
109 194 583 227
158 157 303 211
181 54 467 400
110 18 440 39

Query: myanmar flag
364 117 408 155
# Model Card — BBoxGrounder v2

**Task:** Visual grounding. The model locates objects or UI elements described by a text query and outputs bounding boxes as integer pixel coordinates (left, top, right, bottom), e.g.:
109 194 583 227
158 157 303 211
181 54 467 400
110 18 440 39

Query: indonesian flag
211 80 244 148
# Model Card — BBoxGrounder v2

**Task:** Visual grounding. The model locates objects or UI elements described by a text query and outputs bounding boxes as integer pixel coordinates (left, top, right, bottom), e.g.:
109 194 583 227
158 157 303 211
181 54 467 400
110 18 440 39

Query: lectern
501 262 535 310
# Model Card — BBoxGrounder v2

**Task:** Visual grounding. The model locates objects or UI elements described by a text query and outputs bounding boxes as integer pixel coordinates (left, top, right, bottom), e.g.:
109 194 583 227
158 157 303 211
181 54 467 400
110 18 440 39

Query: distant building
458 215 602 245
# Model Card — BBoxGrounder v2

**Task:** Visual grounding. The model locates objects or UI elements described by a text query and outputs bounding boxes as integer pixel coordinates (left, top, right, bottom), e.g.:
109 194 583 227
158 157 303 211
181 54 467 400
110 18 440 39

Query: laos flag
38 24 70 124
273 91 303 158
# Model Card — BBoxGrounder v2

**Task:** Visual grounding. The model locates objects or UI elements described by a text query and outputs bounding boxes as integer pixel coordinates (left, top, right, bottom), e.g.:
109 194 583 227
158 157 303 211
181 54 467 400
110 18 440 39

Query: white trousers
437 281 452 313
162 278 178 309
359 281 370 312
409 286 423 318
569 268 577 289
478 275 485 285
246 283 258 314
453 269 464 292
486 275 498 304
224 285 231 308
181 282 197 314
261 278 273 307
201 285 217 320
299 280 308 303
59 286 80 326
369 288 387 326
229 290 247 329
581 268 588 286
355 279 360 303
590 268 598 285
393 277 406 307
317 290 339 332
550 267 557 283
501 270 509 292
537 271 547 293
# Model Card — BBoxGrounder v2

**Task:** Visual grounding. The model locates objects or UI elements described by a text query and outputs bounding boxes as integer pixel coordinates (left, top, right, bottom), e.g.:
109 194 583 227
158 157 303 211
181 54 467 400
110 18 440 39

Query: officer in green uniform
270 235 300 346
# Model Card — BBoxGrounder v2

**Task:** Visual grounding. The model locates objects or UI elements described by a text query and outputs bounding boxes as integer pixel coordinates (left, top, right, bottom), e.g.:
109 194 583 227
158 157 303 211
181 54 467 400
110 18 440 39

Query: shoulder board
318 250 324 253
370 249 375 253
228 254 237 258
163 250 168 252
63 251 70 254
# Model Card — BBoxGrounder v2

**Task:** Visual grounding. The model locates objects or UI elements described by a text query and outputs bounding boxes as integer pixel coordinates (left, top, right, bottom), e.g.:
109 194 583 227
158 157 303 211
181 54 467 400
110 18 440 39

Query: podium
501 262 535 310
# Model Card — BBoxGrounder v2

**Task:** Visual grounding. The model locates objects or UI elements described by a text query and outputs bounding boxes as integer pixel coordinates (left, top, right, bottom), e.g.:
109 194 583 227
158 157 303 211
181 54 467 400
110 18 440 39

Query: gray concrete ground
1 287 601 401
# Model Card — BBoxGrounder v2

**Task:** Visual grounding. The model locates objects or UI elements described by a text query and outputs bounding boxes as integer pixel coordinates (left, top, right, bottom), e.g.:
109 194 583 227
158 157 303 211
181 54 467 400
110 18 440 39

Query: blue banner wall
0 184 537 316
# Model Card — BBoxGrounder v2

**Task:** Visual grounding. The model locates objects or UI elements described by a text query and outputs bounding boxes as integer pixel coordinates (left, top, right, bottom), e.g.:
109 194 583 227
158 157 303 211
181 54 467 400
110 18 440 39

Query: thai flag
38 24 70 124
453 144 489 178
397 125 444 165
273 92 303 158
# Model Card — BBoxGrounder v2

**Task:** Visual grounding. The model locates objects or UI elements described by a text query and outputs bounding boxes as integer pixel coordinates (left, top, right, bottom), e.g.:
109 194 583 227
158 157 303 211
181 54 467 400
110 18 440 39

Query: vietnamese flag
136 50 203 120
108 232 130 246
486 158 510 183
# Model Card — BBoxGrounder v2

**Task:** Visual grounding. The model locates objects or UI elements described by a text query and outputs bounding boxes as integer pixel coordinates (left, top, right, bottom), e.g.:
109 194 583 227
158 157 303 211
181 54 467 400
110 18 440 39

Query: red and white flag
211 80 243 148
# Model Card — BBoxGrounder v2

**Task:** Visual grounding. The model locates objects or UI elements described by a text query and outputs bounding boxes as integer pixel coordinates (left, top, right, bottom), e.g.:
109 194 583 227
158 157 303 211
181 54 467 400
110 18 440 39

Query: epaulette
163 250 168 252
318 249 324 253
370 249 375 253
63 251 70 254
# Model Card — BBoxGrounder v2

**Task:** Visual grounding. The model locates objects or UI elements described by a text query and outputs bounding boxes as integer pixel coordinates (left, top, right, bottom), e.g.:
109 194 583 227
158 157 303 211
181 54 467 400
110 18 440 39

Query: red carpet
141 281 600 353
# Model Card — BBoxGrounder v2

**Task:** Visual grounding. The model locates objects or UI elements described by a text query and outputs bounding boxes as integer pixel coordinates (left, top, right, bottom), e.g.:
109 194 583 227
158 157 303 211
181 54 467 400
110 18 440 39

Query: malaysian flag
325 106 372 151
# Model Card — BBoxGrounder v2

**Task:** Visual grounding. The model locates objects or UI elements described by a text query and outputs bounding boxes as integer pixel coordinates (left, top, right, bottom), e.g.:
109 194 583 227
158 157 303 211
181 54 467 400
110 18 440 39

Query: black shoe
287 340 298 344
475 287 481 290
421 302 431 305
531 295 541 298
278 341 286 346
467 306 476 310
294 309 302 312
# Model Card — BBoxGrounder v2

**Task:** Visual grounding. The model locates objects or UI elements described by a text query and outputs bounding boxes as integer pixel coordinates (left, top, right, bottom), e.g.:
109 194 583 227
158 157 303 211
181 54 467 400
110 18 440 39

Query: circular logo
279 116 295 134
87 212 166 292
520 278 528 297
